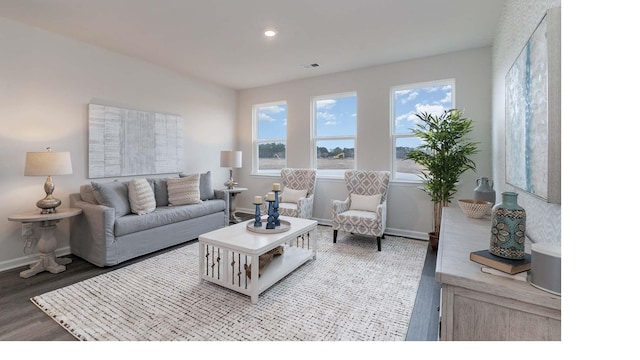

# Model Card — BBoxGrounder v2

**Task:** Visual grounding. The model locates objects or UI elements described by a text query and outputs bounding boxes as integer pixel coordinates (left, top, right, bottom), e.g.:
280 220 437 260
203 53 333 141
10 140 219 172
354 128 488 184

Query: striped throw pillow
128 178 156 215
167 174 201 206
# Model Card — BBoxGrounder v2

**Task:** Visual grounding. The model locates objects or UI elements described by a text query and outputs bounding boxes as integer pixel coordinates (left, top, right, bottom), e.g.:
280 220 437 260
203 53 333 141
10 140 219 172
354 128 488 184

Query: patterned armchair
332 170 390 251
264 168 317 219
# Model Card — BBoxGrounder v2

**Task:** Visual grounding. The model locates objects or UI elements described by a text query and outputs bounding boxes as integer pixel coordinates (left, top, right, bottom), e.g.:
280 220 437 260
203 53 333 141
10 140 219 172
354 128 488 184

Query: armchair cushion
350 193 382 212
281 187 308 203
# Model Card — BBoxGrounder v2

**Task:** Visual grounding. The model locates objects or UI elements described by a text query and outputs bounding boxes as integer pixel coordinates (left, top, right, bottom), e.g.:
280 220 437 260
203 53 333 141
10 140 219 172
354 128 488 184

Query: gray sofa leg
377 237 381 251
333 230 337 243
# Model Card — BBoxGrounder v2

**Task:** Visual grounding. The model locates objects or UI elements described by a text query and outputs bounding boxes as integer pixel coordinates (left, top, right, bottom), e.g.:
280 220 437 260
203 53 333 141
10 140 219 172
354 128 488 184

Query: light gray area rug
31 225 428 341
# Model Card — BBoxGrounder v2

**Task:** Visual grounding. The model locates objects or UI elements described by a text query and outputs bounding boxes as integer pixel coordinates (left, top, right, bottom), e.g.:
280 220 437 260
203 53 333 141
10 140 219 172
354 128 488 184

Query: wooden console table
435 207 561 340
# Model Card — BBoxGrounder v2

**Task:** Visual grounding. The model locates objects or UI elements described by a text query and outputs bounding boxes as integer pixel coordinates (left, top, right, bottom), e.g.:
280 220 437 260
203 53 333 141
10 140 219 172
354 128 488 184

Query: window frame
390 79 456 182
311 91 358 178
252 100 288 176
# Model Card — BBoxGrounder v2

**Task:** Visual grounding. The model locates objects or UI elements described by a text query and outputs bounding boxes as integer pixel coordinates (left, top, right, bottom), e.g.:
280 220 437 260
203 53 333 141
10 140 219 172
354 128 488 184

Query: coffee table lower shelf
199 244 314 302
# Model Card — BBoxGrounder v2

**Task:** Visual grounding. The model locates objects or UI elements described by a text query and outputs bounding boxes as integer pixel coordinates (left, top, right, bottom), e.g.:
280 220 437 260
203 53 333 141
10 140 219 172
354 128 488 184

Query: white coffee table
198 216 317 304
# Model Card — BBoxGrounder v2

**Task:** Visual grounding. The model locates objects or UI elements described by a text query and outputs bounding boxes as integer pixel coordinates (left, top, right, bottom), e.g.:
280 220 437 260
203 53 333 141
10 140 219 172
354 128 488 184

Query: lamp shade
25 151 73 176
220 150 242 168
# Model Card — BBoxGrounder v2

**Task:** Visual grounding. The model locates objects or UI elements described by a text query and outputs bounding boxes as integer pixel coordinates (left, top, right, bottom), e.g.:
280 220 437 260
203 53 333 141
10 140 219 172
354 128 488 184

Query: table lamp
24 147 73 214
220 150 242 189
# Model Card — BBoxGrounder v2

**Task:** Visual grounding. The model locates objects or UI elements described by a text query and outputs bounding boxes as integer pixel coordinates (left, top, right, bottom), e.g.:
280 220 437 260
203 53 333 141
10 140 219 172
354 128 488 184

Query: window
391 80 454 181
253 101 287 175
312 93 357 177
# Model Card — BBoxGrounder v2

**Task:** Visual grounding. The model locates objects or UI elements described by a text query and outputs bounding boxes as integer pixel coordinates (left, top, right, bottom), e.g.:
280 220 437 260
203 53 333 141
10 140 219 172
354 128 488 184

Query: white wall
236 47 493 239
492 0 561 244
0 17 237 271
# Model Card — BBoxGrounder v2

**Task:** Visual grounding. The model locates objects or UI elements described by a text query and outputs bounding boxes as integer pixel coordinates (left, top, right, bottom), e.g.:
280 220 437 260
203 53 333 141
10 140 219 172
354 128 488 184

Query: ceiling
0 0 506 90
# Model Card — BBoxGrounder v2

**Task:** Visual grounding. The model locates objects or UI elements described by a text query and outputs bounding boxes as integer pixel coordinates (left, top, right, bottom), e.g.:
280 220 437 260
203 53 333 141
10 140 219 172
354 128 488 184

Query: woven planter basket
457 199 493 218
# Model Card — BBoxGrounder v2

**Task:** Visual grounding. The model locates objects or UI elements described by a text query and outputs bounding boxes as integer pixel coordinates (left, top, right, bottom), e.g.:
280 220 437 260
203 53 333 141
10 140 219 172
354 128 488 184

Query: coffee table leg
250 255 260 304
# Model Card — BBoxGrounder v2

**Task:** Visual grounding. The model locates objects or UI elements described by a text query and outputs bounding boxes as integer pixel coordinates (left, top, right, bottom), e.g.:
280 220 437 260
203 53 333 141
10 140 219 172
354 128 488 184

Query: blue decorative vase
490 192 526 260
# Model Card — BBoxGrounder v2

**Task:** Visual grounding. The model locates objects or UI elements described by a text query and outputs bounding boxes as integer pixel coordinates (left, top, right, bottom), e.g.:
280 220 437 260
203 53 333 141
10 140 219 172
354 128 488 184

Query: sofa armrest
213 189 230 226
69 193 116 267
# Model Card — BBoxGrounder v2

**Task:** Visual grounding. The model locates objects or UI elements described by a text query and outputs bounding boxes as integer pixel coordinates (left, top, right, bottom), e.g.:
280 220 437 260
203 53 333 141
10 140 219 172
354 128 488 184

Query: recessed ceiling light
264 29 277 37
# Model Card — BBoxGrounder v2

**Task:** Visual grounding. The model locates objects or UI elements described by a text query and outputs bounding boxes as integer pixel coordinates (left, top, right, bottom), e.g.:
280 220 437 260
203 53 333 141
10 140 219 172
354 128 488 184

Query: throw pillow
79 184 98 204
167 174 201 206
180 171 214 200
350 193 382 212
91 181 131 217
128 178 156 215
150 178 169 207
280 187 308 203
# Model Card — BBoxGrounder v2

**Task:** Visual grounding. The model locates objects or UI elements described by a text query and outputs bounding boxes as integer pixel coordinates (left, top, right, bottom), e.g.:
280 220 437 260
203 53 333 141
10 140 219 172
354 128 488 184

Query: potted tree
405 109 479 251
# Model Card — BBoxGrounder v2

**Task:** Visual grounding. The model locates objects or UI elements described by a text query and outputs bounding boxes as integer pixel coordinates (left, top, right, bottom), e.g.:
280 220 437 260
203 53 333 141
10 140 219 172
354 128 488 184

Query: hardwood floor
0 219 440 341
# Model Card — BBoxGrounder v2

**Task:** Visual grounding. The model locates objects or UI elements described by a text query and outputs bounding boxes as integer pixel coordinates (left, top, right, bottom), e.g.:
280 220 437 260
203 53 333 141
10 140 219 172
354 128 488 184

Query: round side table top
8 207 82 223
220 187 248 194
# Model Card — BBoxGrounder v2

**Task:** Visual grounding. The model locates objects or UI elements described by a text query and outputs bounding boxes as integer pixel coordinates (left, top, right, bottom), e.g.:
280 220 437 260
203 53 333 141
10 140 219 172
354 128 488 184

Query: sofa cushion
167 174 201 206
91 181 131 217
180 171 214 200
114 200 226 236
350 193 382 212
128 178 156 215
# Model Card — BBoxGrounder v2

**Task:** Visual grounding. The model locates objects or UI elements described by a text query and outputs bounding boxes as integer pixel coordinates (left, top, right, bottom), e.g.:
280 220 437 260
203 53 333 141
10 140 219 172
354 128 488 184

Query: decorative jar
474 177 496 214
490 192 526 259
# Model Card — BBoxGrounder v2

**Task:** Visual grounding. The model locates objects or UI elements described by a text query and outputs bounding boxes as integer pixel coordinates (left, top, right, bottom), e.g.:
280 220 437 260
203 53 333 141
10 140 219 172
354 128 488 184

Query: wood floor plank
0 220 439 341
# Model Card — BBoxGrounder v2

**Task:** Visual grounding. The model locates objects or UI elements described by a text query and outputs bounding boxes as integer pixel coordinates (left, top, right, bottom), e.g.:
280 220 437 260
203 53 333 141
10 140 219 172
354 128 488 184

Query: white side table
219 187 248 223
8 208 82 278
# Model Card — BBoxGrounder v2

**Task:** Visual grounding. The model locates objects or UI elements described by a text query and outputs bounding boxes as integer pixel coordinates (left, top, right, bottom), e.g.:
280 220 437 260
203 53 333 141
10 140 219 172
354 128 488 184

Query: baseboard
237 208 429 241
0 246 71 273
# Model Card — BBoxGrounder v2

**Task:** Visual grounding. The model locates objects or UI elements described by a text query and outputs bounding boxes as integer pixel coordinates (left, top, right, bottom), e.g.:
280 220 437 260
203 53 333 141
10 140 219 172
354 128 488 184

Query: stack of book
470 249 531 281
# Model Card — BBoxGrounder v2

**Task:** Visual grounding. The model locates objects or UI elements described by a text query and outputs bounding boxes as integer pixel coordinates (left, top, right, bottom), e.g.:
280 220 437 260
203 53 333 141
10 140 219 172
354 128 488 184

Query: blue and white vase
490 192 526 260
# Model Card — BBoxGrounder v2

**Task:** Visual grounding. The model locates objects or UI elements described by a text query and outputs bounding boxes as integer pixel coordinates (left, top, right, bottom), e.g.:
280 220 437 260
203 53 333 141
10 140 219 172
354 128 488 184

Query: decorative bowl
457 199 493 218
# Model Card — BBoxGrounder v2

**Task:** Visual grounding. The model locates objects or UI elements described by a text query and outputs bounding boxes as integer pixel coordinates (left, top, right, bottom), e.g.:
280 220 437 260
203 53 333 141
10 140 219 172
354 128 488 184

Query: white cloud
261 105 286 113
415 103 446 116
440 91 452 104
258 113 275 122
402 91 420 104
317 111 336 121
258 105 286 122
395 103 446 128
316 99 336 110
325 121 338 126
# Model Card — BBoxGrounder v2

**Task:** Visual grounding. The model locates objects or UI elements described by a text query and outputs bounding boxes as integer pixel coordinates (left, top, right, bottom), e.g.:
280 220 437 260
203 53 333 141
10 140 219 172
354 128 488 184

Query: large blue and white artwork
505 8 561 204
88 104 184 178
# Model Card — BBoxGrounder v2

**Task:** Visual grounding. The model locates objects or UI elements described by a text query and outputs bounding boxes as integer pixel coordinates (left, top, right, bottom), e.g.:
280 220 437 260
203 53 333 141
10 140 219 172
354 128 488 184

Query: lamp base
36 196 61 214
225 178 238 189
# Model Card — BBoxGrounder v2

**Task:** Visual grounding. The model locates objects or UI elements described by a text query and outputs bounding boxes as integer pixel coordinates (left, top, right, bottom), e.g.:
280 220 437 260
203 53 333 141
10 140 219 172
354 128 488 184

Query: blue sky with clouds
315 96 357 137
394 84 452 134
256 84 451 149
257 103 287 139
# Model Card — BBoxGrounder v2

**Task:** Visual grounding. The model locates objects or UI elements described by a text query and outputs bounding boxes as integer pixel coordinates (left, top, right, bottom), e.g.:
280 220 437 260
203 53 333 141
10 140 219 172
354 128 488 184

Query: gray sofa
69 172 229 267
